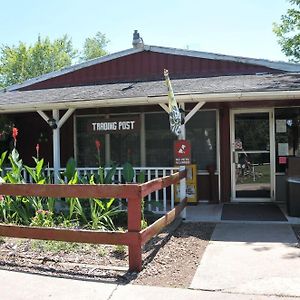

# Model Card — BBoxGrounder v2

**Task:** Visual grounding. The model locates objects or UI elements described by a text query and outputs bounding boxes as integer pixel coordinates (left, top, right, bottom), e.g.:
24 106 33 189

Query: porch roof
1 72 300 113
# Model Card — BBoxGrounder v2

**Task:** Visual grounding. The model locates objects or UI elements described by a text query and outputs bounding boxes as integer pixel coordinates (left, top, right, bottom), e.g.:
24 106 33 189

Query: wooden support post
127 194 142 272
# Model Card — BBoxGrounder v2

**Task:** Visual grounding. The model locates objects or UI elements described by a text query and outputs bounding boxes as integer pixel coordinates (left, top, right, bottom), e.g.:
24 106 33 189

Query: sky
0 0 293 62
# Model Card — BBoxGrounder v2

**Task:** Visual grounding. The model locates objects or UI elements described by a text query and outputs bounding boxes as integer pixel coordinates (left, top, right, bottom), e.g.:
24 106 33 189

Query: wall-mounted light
48 118 57 129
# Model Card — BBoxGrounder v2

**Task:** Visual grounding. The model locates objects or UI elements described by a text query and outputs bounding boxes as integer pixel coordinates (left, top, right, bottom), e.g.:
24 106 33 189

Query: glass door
232 110 274 201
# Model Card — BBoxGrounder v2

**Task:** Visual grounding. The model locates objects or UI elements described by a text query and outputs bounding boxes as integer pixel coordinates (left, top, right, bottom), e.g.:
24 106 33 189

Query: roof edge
2 44 300 93
2 47 144 92
145 45 300 72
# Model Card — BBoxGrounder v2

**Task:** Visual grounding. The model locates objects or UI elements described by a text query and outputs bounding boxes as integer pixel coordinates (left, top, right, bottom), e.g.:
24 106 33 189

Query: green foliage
30 210 54 227
122 162 135 183
273 0 300 61
81 31 109 61
0 34 77 88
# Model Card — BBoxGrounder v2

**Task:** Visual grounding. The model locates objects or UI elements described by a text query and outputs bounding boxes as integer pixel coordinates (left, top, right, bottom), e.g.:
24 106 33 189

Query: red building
1 31 300 205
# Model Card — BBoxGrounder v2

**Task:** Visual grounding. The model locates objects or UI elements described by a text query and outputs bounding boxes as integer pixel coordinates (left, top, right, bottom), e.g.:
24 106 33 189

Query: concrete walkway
190 223 300 298
0 269 297 300
0 223 300 299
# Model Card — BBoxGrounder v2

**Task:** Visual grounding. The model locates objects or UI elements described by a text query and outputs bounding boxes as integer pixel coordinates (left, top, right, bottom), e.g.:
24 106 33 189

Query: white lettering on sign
92 122 117 131
92 120 136 132
118 121 135 130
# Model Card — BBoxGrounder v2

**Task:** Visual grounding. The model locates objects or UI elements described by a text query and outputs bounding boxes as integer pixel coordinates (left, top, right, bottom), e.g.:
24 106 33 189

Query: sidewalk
0 269 297 300
190 223 300 298
0 222 300 299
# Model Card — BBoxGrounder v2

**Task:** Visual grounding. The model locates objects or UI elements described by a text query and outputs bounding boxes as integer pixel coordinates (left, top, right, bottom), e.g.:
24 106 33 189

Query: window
275 107 300 172
145 113 176 167
76 115 140 167
186 110 217 170
76 116 106 167
145 110 217 170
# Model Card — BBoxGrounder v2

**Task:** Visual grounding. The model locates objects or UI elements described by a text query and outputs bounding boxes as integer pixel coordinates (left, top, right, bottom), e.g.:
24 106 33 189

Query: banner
164 69 181 136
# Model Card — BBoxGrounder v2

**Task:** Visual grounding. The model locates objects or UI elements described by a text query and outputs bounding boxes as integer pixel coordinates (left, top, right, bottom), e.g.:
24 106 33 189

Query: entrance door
231 110 274 201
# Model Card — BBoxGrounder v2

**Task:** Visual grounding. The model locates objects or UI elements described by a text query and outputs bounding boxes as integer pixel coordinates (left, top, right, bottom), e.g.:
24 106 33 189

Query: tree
273 0 300 62
0 35 77 88
81 31 109 61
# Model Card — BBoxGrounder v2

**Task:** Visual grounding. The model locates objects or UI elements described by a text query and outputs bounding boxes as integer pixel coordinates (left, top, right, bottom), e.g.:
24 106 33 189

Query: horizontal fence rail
2 167 180 213
0 170 187 272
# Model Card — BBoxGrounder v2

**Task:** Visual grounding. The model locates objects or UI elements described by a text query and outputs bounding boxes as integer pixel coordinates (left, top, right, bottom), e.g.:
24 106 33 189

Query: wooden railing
0 170 187 272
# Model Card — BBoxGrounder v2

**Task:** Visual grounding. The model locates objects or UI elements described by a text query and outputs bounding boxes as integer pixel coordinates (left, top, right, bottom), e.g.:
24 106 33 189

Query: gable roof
3 44 300 92
1 73 300 113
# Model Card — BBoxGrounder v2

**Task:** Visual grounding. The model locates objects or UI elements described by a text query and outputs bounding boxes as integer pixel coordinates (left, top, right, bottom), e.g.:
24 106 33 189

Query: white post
53 109 60 183
140 113 146 167
179 103 186 219
179 165 187 219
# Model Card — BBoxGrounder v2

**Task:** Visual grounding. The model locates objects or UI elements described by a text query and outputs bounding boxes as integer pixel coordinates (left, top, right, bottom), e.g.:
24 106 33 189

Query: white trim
230 108 275 202
4 44 300 92
57 108 75 128
146 45 300 72
216 109 221 203
140 113 146 167
37 110 50 123
2 90 300 113
52 109 61 183
4 48 144 92
105 115 110 165
184 101 205 124
159 103 169 113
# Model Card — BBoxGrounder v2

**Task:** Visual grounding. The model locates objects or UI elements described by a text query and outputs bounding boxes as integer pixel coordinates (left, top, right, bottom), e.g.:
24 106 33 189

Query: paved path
0 269 297 300
190 223 300 298
1 223 300 299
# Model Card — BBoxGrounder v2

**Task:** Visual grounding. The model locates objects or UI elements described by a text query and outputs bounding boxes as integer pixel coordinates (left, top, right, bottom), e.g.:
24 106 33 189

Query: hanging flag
164 69 182 136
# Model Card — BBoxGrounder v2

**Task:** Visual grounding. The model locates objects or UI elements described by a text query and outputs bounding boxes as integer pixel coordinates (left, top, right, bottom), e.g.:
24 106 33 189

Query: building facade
1 38 300 204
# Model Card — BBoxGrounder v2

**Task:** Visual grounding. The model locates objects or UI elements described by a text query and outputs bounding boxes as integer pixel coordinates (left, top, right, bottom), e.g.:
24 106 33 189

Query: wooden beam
37 110 50 123
0 223 137 245
0 183 142 199
140 170 186 197
159 103 169 113
184 101 205 124
140 197 187 245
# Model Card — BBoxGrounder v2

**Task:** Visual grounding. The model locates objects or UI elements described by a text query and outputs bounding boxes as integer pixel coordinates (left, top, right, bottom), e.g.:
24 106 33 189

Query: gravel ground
0 221 215 288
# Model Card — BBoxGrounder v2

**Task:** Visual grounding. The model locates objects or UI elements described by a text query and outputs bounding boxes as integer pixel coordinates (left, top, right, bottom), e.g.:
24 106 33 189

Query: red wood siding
20 51 280 91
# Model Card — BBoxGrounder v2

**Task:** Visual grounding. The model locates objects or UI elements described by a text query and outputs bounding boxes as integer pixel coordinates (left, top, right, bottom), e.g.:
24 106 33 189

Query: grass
236 164 270 185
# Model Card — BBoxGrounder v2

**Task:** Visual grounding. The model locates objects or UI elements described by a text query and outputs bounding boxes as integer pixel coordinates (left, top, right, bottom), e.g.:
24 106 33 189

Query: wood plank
140 170 186 197
140 197 187 245
0 183 141 199
0 224 139 246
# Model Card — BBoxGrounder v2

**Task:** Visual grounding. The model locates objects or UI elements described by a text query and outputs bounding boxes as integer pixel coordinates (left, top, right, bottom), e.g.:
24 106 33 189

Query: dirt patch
0 222 215 288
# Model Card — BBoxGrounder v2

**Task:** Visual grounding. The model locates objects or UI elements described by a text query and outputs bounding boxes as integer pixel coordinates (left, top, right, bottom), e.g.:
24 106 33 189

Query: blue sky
0 0 292 62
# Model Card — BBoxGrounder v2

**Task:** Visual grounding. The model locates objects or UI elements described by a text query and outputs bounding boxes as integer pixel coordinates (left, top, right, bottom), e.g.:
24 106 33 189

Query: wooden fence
0 170 187 271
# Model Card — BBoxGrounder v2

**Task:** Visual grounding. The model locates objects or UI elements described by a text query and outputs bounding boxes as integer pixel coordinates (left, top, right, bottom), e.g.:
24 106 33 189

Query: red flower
0 195 4 202
36 143 40 158
95 139 101 151
12 127 18 141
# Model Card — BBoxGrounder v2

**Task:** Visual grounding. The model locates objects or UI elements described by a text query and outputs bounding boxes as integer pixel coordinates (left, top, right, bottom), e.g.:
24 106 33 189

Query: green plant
114 244 126 255
122 162 135 183
30 210 54 227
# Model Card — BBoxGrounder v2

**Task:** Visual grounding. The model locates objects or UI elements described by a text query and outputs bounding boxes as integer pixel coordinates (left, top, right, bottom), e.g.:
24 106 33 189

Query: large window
145 113 176 167
186 110 217 170
145 110 217 170
76 115 140 167
275 107 300 172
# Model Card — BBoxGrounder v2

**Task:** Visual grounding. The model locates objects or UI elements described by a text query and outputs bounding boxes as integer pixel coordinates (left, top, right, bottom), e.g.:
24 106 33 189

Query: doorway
231 109 275 201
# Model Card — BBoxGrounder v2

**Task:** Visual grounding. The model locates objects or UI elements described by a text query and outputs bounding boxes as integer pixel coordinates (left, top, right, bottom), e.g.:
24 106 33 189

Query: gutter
1 90 300 113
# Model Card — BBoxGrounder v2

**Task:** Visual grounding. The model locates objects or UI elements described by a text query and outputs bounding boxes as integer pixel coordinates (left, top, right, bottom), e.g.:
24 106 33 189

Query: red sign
279 156 287 165
174 140 191 165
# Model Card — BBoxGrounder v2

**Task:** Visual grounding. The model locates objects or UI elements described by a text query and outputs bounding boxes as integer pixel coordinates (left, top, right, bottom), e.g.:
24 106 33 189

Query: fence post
127 194 142 272
179 166 187 219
